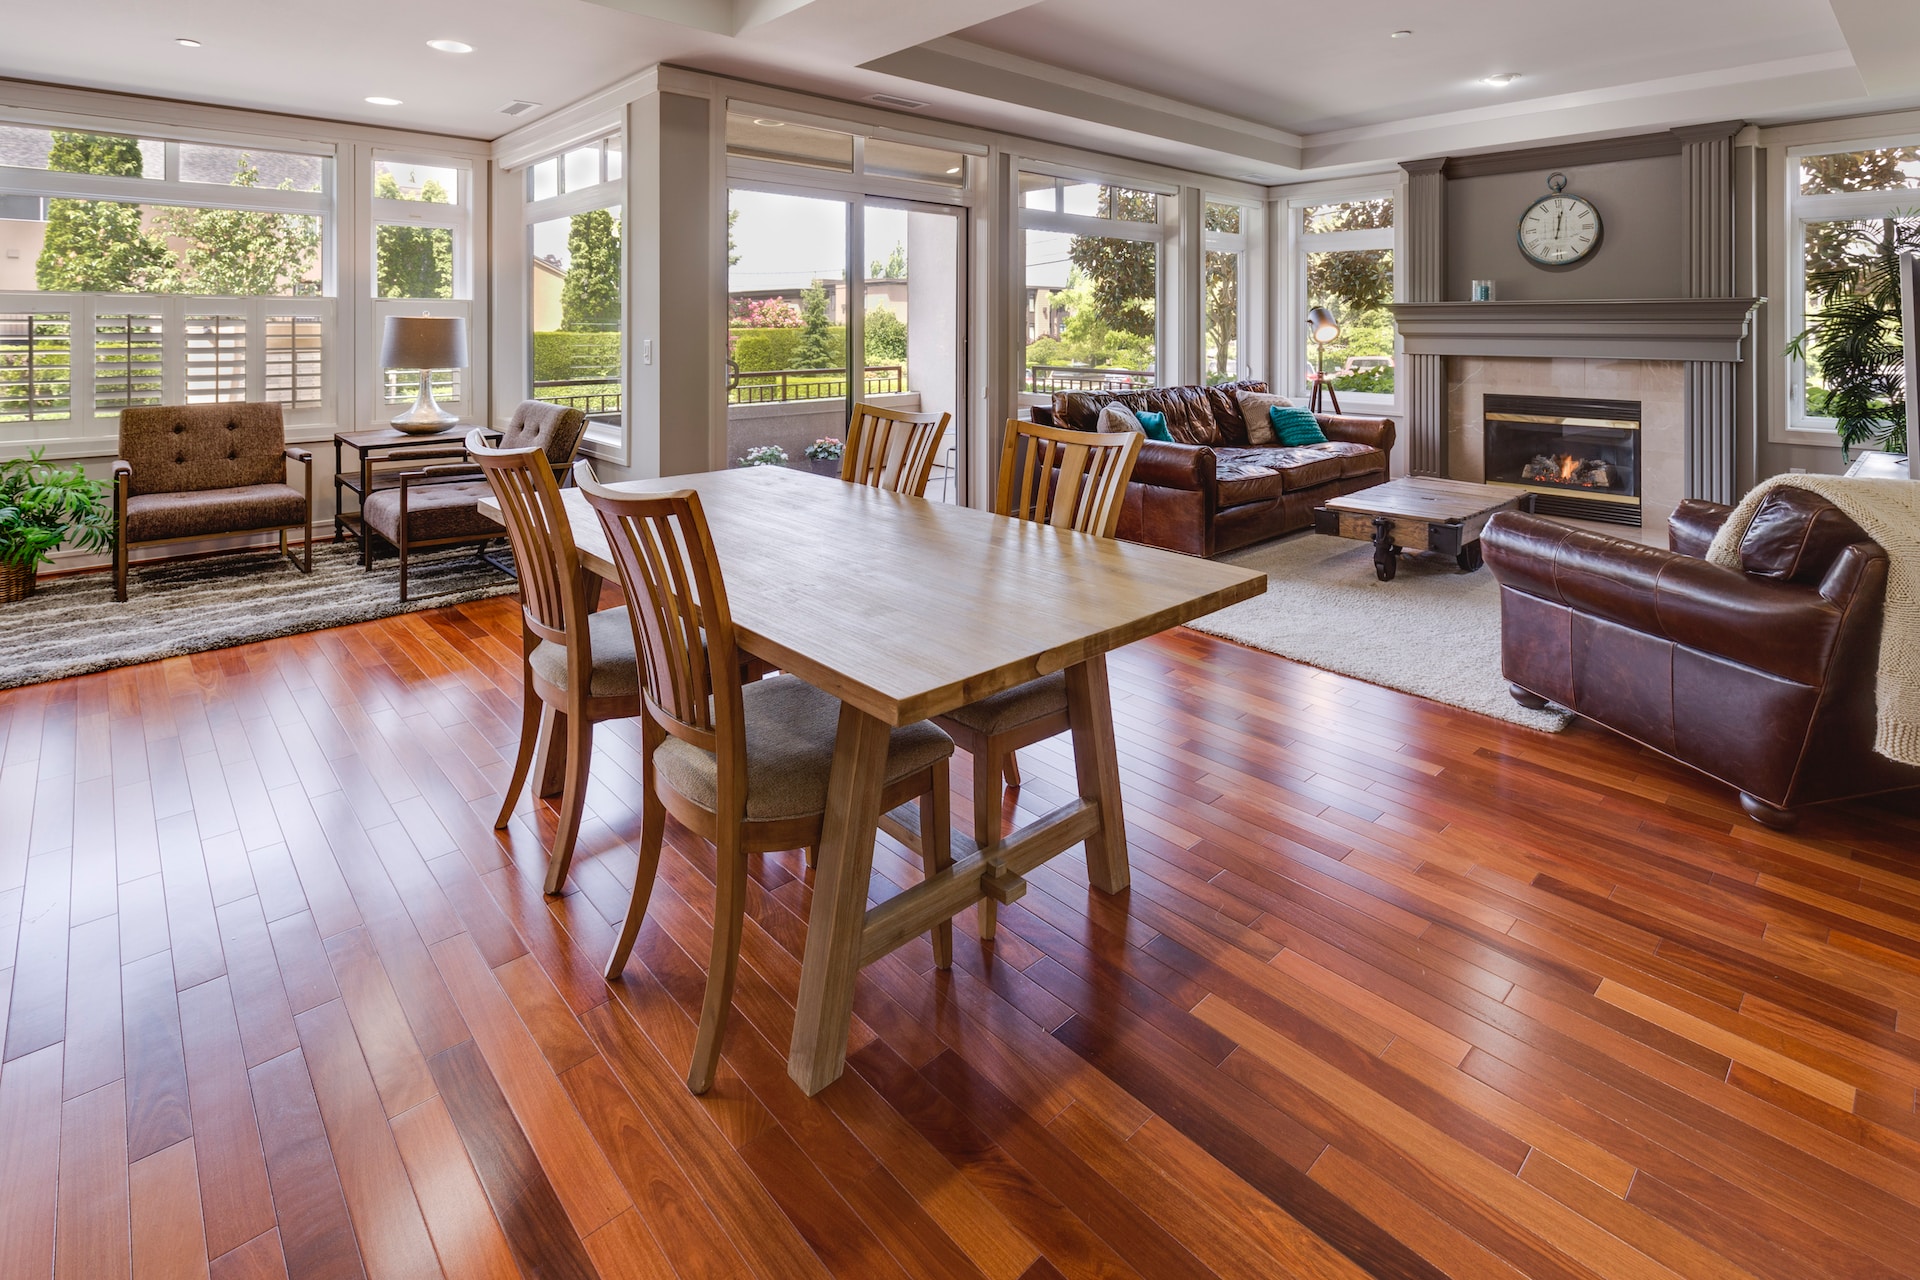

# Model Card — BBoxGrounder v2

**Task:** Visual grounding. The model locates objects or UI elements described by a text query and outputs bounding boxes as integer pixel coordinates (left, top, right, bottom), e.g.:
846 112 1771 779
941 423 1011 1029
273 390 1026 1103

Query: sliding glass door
726 185 965 501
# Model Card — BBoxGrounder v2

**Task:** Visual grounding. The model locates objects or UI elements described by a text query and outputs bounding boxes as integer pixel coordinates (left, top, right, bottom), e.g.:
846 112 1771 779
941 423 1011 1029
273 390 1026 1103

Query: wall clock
1517 172 1602 267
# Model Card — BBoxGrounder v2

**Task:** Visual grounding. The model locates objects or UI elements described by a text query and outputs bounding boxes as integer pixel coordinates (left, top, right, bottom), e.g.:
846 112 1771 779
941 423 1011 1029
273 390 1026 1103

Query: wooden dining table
480 465 1265 1093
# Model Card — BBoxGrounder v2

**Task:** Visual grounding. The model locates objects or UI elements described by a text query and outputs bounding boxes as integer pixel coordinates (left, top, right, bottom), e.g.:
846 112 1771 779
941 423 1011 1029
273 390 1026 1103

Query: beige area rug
1183 530 1572 731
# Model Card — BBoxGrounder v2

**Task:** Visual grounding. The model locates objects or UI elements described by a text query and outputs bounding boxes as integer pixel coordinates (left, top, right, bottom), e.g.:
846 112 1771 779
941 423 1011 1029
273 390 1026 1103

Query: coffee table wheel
1456 541 1484 573
1371 516 1398 582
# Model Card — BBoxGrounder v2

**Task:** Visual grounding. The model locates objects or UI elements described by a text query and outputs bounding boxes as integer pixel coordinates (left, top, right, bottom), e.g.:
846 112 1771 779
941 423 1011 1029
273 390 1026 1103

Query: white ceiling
1 0 1918 179
956 0 1851 135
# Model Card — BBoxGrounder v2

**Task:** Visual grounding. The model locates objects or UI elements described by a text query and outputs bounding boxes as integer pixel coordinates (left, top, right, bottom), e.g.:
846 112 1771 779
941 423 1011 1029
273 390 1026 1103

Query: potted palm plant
0 450 115 603
1789 208 1917 457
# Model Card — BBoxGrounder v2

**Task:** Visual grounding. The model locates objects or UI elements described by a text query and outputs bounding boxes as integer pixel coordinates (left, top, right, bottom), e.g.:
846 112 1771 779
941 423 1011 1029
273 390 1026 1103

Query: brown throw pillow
1235 389 1295 446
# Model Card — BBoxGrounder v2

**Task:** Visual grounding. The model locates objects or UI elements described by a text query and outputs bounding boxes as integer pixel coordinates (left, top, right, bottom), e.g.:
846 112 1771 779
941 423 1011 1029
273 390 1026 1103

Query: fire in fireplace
1483 394 1642 526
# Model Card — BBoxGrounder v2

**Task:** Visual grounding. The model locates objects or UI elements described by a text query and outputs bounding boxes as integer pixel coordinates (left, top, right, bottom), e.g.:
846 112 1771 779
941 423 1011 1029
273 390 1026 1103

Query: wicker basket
0 560 36 604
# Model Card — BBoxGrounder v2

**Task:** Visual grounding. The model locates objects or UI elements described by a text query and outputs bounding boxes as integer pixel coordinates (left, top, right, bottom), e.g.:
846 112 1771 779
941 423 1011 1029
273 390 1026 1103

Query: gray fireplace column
1399 158 1449 477
1676 121 1747 505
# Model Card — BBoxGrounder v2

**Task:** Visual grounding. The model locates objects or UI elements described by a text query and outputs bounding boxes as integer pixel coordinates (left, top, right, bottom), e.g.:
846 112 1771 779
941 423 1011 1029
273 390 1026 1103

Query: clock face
1518 194 1602 265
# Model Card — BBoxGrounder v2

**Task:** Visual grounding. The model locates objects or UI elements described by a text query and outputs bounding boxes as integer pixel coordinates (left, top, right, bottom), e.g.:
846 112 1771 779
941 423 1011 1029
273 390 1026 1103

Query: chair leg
688 836 748 1094
606 725 668 979
805 845 818 869
495 673 542 830
1002 751 1022 788
114 535 128 602
398 539 410 602
972 748 1001 942
921 767 954 969
542 708 593 895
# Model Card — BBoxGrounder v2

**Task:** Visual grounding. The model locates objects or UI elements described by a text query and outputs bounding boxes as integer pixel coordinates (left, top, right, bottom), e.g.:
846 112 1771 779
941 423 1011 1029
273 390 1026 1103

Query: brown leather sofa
113 402 312 601
1483 490 1920 827
1037 380 1396 557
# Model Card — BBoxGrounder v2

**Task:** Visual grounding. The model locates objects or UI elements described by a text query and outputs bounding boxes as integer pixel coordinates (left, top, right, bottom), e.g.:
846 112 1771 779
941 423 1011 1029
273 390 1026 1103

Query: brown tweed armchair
112 402 312 601
360 400 588 600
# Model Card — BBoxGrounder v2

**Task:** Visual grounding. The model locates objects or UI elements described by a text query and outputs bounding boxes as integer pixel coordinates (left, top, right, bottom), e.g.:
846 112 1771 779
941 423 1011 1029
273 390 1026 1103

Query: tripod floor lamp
1307 306 1342 416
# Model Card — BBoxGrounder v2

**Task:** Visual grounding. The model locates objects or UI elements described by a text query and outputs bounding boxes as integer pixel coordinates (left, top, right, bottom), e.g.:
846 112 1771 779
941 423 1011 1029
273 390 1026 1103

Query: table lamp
382 315 469 432
1307 306 1342 416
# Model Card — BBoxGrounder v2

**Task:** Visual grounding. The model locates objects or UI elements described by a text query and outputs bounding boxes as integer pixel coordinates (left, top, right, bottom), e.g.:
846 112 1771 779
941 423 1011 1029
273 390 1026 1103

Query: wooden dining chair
842 403 951 498
577 463 957 1094
471 430 643 896
933 418 1142 938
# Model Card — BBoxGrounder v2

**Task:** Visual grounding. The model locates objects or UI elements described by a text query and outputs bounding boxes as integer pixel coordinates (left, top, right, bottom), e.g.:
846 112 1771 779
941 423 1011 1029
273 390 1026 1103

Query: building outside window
524 133 623 439
0 122 334 445
1021 171 1166 396
1290 192 1396 407
1786 142 1920 434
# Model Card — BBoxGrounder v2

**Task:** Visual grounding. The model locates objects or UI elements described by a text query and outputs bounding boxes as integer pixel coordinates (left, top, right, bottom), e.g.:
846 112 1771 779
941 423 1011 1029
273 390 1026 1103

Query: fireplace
1483 394 1642 526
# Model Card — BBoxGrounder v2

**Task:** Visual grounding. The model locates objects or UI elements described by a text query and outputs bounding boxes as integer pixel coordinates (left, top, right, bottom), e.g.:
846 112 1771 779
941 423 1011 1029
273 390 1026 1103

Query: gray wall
1445 156 1683 302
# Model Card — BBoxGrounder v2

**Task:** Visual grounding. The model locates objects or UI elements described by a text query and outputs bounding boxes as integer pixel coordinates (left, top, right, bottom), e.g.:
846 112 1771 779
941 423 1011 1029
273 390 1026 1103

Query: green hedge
730 325 847 373
532 331 621 384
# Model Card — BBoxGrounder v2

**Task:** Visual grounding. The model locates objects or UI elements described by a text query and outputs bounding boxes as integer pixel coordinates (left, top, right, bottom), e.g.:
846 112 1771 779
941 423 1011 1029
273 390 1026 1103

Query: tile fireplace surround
1447 356 1684 540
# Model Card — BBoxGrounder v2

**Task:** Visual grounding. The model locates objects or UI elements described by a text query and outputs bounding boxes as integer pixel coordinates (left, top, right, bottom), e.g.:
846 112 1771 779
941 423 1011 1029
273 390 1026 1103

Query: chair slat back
842 403 950 498
577 465 744 770
468 429 587 648
995 418 1142 537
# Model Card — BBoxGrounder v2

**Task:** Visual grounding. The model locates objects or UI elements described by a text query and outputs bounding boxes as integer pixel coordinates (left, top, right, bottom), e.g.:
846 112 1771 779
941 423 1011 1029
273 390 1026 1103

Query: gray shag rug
1184 530 1571 731
0 542 518 690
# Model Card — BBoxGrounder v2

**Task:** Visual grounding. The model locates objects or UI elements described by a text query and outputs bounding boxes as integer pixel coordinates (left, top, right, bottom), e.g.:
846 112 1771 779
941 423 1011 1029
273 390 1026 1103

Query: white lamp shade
381 315 468 370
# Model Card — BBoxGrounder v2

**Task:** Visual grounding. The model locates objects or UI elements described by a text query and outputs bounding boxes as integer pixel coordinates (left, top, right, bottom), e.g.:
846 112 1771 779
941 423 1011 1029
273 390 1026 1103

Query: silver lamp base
390 376 458 434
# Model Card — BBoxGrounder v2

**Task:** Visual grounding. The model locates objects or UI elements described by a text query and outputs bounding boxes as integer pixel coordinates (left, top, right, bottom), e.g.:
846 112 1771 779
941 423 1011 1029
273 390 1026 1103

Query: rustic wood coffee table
1314 477 1535 581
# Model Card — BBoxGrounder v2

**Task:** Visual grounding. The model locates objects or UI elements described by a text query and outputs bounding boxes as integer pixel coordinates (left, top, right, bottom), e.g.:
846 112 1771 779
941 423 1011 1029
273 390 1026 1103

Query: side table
332 425 474 545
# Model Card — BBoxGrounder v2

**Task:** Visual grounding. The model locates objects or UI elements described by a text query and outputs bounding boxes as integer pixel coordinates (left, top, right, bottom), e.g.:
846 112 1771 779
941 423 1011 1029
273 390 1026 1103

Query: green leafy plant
805 437 843 462
0 450 114 572
1788 209 1917 456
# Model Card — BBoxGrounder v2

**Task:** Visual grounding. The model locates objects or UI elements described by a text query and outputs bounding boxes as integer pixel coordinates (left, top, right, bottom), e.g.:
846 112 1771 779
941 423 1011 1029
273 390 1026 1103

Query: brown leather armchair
1483 490 1920 827
113 402 312 601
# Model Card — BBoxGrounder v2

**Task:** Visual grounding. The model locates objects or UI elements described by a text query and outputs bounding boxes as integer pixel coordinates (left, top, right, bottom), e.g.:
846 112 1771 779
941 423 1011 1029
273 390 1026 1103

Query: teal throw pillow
1133 410 1174 443
1270 405 1327 447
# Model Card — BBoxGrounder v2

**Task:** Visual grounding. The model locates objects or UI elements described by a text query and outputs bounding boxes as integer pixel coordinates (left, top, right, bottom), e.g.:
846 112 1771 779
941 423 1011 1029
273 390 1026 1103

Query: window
1204 201 1251 385
1787 143 1920 428
373 159 465 301
1292 194 1396 403
725 112 969 189
0 120 335 438
524 133 622 439
1021 172 1165 394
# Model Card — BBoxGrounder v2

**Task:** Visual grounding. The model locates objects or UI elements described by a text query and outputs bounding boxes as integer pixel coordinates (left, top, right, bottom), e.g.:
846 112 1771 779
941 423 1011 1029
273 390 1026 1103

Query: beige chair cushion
529 607 641 698
939 671 1068 736
655 675 954 821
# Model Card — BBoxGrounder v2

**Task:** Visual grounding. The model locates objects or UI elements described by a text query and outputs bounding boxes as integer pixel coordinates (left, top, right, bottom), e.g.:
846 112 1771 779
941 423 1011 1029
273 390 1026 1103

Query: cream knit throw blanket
1705 474 1920 765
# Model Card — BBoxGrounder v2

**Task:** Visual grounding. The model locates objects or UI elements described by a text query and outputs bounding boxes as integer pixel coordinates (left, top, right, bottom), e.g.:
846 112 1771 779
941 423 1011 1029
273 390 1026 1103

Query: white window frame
523 131 626 453
1017 166 1172 404
370 151 476 418
0 119 338 455
1202 196 1258 385
1782 135 1920 435
1281 181 1401 415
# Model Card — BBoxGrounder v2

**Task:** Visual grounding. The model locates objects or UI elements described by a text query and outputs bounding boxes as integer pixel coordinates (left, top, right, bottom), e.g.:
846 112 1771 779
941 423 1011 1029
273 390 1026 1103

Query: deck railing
1026 365 1156 394
728 365 903 405
533 376 622 415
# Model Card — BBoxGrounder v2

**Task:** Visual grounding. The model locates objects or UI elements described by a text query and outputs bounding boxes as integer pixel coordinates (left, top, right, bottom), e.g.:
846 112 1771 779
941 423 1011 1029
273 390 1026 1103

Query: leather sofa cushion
1211 442 1384 506
362 480 504 544
1213 450 1285 506
1739 487 1870 585
1052 379 1270 447
124 483 306 543
118 402 288 497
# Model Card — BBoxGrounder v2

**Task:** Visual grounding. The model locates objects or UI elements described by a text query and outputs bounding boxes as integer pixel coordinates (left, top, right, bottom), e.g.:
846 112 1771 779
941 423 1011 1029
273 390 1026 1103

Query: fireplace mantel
1391 298 1763 363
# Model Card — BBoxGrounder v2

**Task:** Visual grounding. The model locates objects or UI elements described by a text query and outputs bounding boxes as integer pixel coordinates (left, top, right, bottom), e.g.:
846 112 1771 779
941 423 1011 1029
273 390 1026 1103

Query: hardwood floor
3 593 1919 1279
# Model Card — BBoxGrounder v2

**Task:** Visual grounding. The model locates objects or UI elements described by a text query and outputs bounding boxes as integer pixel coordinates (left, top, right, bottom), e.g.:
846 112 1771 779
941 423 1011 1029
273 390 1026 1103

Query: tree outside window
374 170 453 299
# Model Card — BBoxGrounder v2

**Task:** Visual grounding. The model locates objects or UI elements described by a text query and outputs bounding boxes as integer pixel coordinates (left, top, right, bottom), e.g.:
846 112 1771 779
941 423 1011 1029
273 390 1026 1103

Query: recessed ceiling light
174 37 202 47
426 39 473 53
1481 72 1519 86
751 118 785 127
1390 29 1413 38
365 96 403 106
